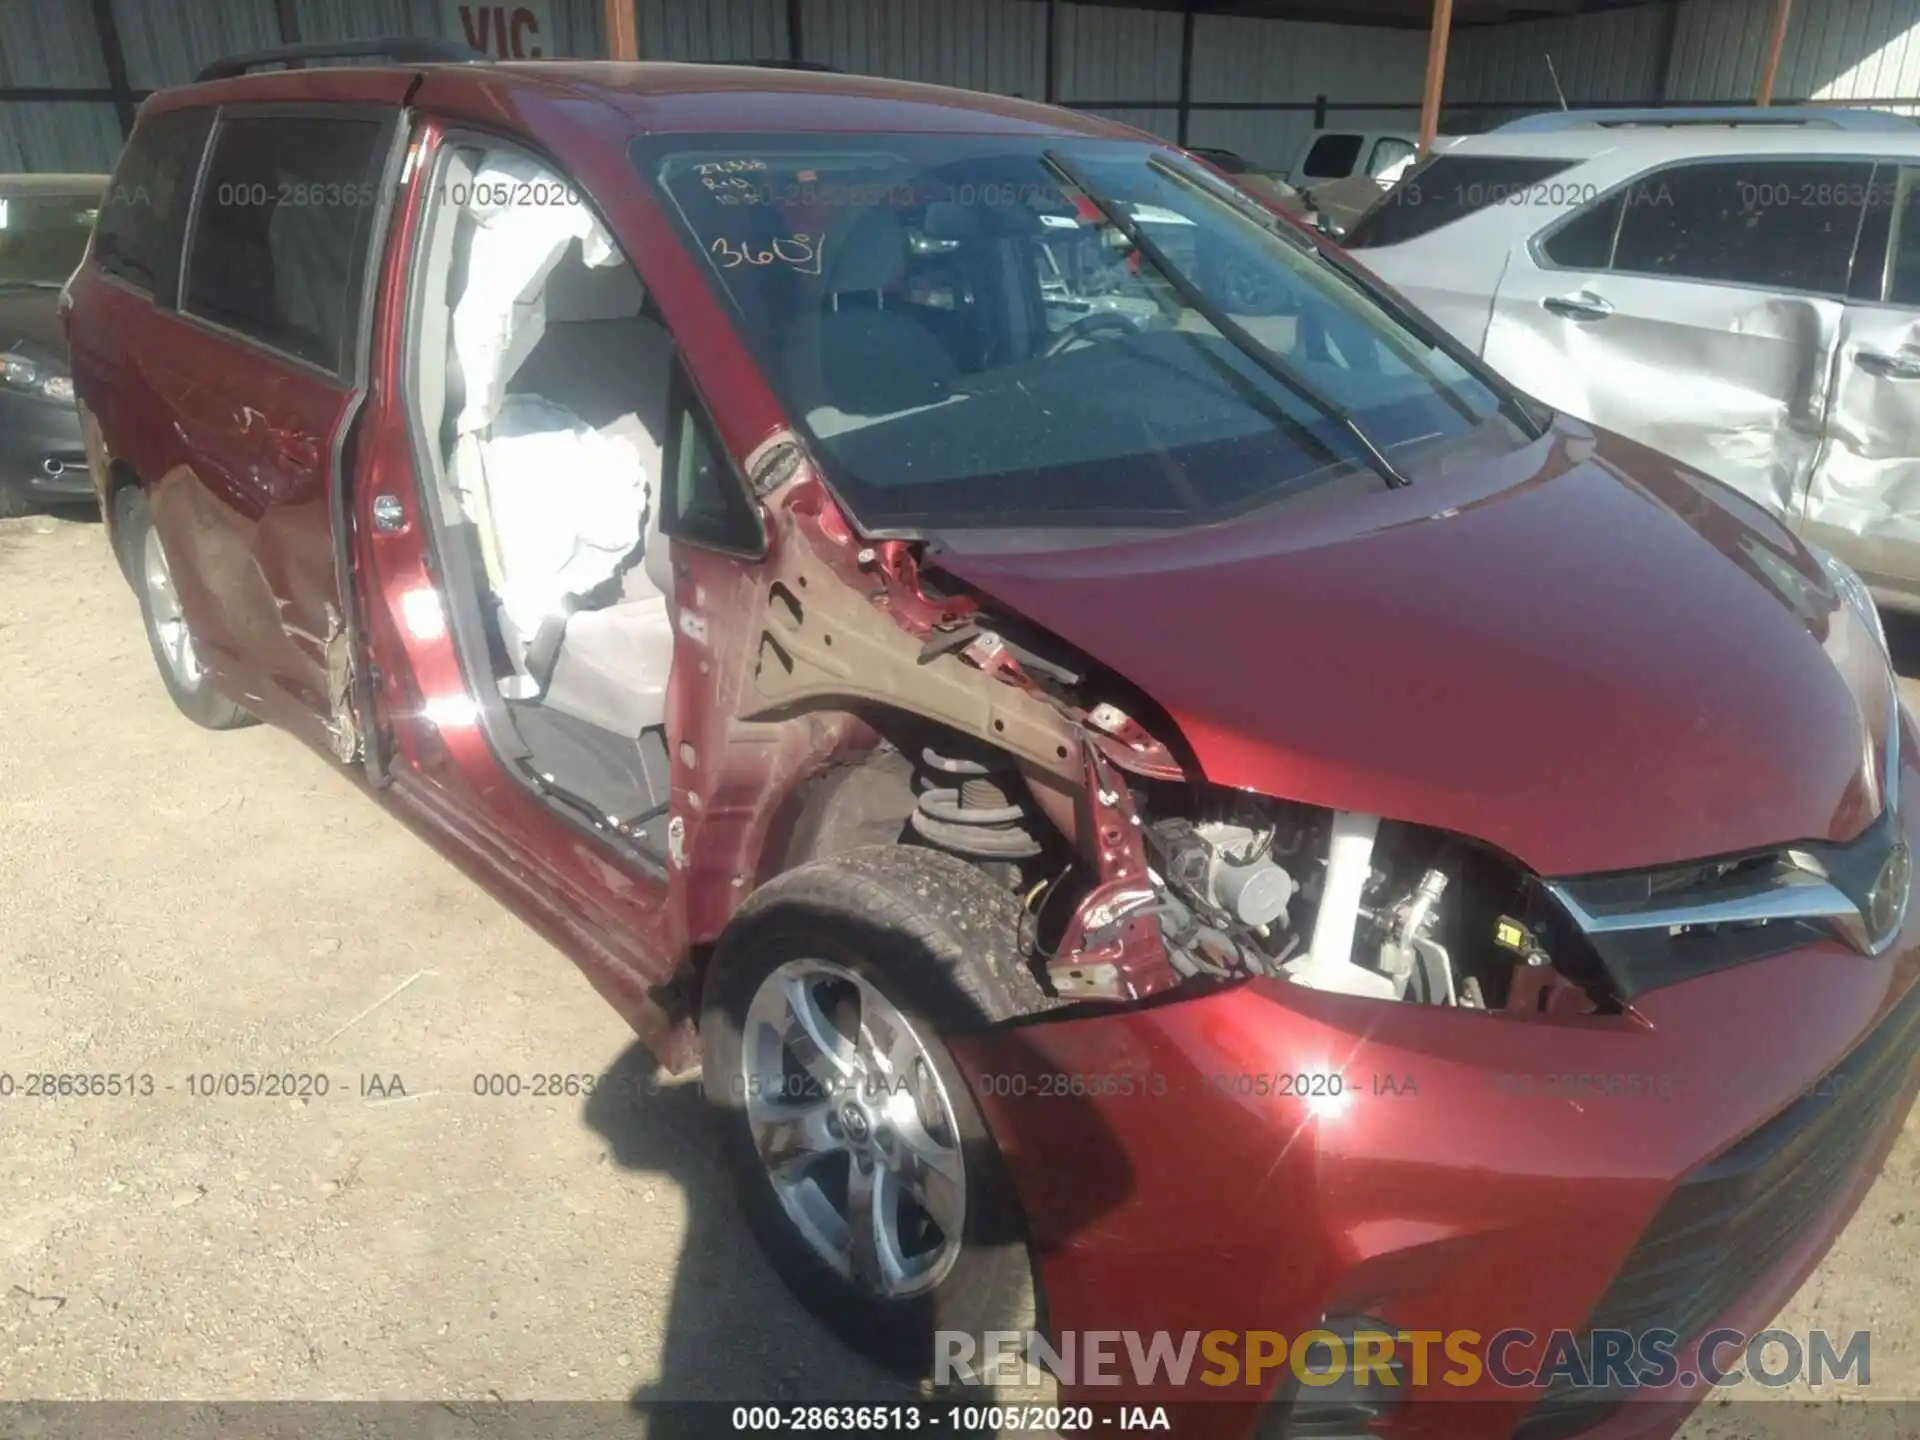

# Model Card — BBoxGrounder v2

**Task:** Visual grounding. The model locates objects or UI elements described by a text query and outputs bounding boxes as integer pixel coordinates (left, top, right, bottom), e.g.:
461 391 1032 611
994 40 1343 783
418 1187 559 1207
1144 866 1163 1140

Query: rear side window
1539 191 1624 269
94 108 212 297
1609 159 1872 296
1847 163 1898 301
1300 133 1363 180
1346 156 1576 249
183 114 387 374
1890 173 1920 306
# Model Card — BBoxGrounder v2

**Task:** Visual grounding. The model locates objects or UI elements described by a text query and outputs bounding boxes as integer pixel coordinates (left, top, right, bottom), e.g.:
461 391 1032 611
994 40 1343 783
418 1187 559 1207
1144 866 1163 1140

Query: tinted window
665 377 762 553
94 108 211 296
1540 192 1624 269
1847 163 1897 302
643 133 1518 535
184 115 386 373
1301 134 1364 180
1346 156 1575 249
1611 159 1872 295
1887 169 1920 307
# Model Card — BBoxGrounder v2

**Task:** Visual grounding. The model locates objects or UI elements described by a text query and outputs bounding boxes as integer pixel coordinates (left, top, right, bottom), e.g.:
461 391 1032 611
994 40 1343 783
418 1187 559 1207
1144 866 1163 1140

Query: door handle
1856 349 1920 381
1542 291 1614 321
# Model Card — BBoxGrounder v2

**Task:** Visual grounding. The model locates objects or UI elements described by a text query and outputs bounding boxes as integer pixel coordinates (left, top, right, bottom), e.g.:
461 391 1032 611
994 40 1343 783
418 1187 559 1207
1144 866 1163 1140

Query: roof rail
1495 105 1916 134
195 38 482 83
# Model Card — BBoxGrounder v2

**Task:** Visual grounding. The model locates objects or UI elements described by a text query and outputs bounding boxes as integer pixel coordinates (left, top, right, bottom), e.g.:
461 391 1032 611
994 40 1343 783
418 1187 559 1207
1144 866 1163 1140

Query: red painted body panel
345 119 688 1058
65 62 1920 1440
956 742 1920 1428
935 423 1888 877
67 288 356 746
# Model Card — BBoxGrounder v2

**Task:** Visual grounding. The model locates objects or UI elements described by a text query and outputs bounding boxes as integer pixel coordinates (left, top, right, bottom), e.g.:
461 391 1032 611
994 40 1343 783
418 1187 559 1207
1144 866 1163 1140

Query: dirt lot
1 507 1917 1428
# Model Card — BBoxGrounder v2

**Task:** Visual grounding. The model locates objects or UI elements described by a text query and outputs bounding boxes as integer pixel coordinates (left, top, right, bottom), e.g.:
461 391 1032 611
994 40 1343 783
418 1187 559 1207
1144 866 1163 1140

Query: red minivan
65 42 1920 1438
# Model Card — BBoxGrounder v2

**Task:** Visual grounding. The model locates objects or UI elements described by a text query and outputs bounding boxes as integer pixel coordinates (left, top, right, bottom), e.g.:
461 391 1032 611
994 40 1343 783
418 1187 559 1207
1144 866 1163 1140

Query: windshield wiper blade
1042 149 1411 489
1149 153 1546 441
0 279 63 292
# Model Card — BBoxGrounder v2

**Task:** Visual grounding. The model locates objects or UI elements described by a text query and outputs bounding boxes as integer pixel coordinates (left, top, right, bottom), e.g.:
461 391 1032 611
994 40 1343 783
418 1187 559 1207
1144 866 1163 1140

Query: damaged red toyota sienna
64 45 1918 1439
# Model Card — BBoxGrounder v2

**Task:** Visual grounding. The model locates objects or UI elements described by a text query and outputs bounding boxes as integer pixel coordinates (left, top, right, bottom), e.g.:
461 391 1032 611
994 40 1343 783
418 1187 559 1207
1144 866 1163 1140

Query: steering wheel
1044 312 1141 358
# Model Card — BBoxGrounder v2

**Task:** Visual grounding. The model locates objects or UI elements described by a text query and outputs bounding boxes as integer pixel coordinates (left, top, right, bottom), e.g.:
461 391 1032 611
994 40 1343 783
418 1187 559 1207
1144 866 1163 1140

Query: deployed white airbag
451 153 619 436
469 394 648 646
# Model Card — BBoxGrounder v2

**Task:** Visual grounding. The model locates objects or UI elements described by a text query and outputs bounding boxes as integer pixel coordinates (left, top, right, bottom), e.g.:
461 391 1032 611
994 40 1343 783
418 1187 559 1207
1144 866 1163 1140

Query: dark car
0 174 103 513
64 48 1919 1436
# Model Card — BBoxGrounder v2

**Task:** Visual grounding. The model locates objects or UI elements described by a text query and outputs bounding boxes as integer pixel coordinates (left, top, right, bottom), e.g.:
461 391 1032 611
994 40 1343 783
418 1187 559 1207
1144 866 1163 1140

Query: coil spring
909 746 1041 860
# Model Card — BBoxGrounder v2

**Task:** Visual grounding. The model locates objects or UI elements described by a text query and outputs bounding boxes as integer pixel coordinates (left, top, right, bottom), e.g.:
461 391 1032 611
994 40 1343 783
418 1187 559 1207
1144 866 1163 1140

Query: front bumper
953 800 1920 1439
0 390 90 503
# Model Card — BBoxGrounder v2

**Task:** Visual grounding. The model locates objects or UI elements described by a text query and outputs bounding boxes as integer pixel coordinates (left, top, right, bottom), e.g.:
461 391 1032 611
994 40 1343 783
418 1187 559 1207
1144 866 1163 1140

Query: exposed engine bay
733 502 1623 1018
1122 785 1612 1014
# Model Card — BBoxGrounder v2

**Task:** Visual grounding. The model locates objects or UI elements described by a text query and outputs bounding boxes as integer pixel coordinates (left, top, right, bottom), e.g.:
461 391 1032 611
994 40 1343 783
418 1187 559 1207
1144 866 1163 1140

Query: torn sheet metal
1483 279 1841 519
1800 310 1920 601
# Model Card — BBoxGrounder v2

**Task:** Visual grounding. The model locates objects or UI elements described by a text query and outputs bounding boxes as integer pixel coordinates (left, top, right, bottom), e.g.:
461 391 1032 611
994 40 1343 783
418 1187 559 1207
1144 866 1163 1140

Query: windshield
0 189 101 288
639 133 1516 533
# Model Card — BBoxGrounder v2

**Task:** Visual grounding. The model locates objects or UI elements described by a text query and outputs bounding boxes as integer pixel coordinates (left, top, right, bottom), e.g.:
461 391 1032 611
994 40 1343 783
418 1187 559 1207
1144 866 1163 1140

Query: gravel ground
0 508 1915 1431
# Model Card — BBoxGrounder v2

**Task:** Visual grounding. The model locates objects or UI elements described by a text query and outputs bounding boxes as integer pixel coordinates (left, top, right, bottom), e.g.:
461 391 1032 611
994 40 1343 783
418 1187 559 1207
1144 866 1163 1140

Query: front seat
786 206 958 424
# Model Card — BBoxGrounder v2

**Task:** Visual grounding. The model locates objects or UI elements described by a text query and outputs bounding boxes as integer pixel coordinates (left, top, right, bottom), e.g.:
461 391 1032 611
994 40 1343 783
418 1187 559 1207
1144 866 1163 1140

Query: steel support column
1177 2 1196 146
1418 0 1455 154
1757 0 1795 105
87 0 136 138
605 0 638 60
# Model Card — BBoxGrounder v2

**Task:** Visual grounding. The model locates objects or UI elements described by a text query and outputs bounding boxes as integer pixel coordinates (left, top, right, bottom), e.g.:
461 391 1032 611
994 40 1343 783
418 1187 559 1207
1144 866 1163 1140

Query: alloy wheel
143 526 203 690
740 958 968 1299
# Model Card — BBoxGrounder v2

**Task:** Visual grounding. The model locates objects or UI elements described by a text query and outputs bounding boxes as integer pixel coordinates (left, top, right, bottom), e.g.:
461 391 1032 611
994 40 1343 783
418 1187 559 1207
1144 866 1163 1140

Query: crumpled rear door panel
1487 259 1841 518
1801 305 1920 604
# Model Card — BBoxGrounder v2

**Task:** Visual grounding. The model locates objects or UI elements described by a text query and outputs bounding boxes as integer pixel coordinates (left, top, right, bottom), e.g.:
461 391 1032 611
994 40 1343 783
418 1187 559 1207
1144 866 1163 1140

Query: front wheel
701 844 1050 1378
123 488 253 730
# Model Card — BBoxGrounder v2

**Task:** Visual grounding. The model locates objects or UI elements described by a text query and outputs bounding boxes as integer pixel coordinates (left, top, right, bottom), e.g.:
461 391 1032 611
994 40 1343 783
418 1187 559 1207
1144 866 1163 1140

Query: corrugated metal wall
804 0 1045 94
10 0 1920 176
1188 15 1425 168
0 0 119 171
1450 0 1920 117
1449 4 1669 111
635 0 784 63
1056 1 1184 143
1667 0 1920 112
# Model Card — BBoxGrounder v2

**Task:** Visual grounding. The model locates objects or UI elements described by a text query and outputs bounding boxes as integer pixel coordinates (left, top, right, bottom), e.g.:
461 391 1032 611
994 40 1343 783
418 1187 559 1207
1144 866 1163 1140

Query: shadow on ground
581 887 1141 1437
582 1043 916 1412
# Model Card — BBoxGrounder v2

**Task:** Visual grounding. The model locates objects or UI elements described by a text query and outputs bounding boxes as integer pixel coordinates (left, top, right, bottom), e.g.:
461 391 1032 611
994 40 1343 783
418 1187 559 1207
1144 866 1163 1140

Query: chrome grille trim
1545 864 1858 936
1547 675 1910 965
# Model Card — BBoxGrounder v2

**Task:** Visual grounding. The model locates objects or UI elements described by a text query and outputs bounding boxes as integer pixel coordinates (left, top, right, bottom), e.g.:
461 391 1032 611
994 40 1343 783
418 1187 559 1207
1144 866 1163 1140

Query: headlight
1810 544 1888 656
0 350 74 402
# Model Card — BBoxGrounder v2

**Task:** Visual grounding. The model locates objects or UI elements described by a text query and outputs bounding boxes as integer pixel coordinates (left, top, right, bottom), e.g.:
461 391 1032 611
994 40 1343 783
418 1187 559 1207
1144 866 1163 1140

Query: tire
123 488 254 731
109 483 143 588
701 843 1050 1379
0 476 23 520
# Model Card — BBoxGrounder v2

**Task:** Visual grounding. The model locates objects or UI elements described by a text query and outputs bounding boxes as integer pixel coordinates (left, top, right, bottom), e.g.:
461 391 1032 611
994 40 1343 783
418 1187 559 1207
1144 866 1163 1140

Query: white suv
1348 108 1920 611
